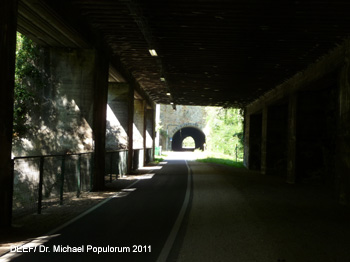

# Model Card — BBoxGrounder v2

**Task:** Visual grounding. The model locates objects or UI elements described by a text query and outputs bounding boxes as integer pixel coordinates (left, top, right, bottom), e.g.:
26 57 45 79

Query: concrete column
243 111 250 168
337 57 350 205
155 104 160 148
152 105 156 159
143 101 147 165
248 113 262 170
145 104 155 163
127 87 134 173
0 0 18 227
261 107 268 175
106 83 130 151
265 103 288 176
132 98 145 169
287 94 297 184
92 50 109 191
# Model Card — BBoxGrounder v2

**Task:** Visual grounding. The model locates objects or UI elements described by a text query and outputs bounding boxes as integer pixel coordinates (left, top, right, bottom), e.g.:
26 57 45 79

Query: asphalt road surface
175 160 350 262
6 158 189 262
3 152 350 262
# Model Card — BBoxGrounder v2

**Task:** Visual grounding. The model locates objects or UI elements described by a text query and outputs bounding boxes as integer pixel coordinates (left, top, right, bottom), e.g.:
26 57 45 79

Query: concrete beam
246 40 346 115
0 0 18 227
17 0 89 48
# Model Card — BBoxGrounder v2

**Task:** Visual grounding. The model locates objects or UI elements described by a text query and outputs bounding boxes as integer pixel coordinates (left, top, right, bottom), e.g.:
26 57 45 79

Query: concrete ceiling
18 0 350 108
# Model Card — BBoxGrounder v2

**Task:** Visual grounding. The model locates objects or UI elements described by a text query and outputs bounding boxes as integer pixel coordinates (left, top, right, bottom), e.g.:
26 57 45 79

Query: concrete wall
12 48 96 157
11 48 102 214
106 83 130 151
244 40 350 205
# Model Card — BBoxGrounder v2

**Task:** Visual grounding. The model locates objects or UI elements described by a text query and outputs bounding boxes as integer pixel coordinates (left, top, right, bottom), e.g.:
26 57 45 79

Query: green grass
196 157 244 168
194 151 244 168
153 157 164 163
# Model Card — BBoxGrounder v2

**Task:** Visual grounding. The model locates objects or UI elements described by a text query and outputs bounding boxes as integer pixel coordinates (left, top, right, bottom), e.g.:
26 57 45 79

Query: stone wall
159 104 207 150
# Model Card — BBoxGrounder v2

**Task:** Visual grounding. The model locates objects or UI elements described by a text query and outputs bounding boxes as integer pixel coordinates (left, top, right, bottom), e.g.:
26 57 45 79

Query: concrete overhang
17 0 350 108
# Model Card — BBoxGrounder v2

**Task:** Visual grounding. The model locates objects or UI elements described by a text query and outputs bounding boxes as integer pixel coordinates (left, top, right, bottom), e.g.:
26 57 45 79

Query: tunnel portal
172 127 206 151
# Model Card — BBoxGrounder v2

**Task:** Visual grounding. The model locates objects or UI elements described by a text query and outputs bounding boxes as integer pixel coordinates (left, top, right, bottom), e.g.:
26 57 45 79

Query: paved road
4 153 350 262
174 161 350 262
6 159 189 262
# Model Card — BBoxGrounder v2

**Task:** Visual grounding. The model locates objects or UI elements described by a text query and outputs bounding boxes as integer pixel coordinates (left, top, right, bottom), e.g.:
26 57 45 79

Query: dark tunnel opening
172 127 206 151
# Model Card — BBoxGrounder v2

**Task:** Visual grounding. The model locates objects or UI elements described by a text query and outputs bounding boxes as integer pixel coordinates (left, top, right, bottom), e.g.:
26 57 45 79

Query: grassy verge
196 157 244 168
195 151 244 168
154 157 164 163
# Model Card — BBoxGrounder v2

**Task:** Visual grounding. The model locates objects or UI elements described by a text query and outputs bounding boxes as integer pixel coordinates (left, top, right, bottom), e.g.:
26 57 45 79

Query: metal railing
12 150 128 218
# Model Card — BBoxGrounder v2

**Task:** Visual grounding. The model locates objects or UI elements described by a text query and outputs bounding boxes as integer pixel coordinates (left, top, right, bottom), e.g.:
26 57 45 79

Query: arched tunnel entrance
172 127 206 151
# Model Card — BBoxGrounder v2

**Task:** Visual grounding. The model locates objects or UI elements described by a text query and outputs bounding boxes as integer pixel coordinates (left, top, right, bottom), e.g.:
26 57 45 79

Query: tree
205 107 244 158
13 32 42 137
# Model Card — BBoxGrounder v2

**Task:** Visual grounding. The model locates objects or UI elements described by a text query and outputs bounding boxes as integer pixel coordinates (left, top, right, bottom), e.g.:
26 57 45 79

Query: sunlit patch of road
163 151 204 161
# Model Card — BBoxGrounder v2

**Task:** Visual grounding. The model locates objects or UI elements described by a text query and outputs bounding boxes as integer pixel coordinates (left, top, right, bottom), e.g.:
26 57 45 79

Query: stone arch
172 126 206 151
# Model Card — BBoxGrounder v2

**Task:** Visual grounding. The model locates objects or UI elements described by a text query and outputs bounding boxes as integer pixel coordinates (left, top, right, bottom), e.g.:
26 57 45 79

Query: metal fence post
38 156 44 214
235 144 238 162
90 153 94 191
110 153 113 182
60 156 65 205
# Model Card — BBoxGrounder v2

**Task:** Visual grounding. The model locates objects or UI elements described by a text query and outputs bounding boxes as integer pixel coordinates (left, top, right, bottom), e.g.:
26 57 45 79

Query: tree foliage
14 32 42 137
182 136 195 148
205 107 244 158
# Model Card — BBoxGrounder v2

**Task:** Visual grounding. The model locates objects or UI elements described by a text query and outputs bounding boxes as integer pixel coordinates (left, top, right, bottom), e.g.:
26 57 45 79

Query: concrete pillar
243 111 250 168
143 101 147 165
265 103 288 176
92 50 109 191
106 83 130 151
145 105 155 163
155 104 160 148
152 105 156 159
337 57 350 205
248 113 263 170
127 86 134 173
287 94 297 184
132 98 145 169
0 0 18 227
261 107 268 175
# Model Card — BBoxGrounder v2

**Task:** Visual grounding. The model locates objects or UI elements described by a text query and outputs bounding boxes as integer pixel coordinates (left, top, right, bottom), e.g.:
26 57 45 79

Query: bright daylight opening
182 136 195 149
